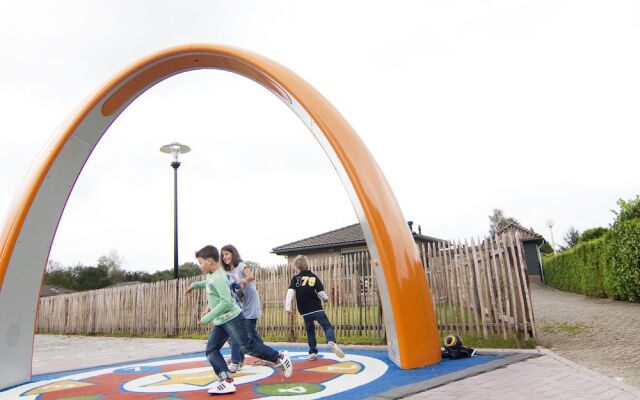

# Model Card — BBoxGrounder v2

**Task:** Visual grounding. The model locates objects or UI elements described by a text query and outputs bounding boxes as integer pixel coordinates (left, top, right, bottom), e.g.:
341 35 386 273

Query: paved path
530 282 640 388
408 348 640 400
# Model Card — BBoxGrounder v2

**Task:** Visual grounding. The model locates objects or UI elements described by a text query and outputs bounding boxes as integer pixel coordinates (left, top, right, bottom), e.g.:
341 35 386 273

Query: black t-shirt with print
288 270 324 315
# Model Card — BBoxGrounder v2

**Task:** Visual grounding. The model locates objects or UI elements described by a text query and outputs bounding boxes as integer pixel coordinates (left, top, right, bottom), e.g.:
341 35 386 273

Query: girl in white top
221 244 264 372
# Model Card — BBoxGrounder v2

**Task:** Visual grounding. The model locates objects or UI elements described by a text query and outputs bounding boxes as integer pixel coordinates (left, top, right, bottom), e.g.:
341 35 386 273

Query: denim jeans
206 314 278 379
229 318 264 363
303 311 336 354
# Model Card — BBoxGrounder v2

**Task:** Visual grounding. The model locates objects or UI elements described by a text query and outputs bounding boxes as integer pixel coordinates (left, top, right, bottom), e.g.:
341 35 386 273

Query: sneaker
208 379 236 394
308 353 318 361
228 361 243 373
328 341 345 358
277 350 293 378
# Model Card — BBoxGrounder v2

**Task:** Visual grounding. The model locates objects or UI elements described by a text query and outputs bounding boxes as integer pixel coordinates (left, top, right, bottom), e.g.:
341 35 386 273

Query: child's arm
313 274 329 302
285 289 295 314
317 291 329 303
185 280 206 296
239 264 255 288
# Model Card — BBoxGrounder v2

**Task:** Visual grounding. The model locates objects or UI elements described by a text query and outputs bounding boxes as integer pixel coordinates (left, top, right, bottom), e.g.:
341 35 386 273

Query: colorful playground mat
1 347 530 399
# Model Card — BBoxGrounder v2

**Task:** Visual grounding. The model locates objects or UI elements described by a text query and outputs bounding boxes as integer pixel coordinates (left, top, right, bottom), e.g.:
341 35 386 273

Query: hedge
543 237 608 298
543 196 640 302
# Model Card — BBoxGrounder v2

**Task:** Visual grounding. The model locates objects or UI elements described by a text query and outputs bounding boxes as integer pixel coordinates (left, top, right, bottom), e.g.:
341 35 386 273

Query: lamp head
160 142 191 162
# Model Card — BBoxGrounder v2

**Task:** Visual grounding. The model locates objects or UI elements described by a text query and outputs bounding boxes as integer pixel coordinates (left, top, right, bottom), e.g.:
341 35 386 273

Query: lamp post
160 142 191 335
546 219 557 255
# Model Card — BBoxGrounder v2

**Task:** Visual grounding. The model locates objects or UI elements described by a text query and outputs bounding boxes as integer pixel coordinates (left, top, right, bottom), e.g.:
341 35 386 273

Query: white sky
1 1 639 272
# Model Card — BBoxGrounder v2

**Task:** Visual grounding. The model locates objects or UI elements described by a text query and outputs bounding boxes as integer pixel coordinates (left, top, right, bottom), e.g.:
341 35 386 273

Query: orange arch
0 44 440 388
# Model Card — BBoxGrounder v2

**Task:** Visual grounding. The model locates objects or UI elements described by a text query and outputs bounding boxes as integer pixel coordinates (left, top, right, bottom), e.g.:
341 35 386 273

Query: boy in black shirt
285 255 345 360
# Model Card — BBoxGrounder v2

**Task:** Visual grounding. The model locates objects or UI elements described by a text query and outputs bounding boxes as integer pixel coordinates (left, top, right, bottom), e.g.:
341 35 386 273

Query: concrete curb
366 351 540 400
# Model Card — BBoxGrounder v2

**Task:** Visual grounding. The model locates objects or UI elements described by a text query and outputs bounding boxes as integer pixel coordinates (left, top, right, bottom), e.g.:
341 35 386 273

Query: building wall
284 245 368 265
523 242 542 276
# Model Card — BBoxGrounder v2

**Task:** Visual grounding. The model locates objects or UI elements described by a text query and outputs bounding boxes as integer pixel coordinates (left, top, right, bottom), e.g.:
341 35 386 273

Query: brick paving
531 282 640 388
407 349 640 400
406 282 640 399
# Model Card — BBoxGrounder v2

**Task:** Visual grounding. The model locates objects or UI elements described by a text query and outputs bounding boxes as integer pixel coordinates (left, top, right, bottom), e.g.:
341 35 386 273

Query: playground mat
1 347 536 399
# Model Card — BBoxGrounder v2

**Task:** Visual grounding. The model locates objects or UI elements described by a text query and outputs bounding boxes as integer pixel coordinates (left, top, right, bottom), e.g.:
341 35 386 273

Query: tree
44 259 74 289
97 250 125 284
71 263 111 291
540 241 554 255
178 262 201 278
562 226 580 250
245 260 261 271
489 209 521 236
121 270 153 283
579 227 608 243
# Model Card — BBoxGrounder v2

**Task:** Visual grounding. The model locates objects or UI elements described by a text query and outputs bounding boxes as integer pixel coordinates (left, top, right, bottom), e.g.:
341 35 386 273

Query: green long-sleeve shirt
191 269 242 325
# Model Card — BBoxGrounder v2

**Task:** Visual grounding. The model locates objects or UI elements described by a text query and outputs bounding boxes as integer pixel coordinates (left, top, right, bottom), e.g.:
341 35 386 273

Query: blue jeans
229 318 264 363
205 314 278 380
303 311 336 354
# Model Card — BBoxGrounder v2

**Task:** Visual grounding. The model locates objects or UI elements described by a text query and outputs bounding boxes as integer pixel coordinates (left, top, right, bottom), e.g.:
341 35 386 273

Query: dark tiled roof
498 222 543 241
40 285 75 297
272 223 442 254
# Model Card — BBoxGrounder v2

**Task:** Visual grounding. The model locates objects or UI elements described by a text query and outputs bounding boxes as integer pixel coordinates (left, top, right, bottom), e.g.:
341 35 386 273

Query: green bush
604 197 640 301
579 227 608 243
544 196 640 302
543 237 607 297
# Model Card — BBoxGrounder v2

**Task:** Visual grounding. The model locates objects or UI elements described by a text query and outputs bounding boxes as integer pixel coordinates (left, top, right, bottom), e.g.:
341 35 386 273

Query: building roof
498 222 544 242
272 222 442 255
40 285 75 297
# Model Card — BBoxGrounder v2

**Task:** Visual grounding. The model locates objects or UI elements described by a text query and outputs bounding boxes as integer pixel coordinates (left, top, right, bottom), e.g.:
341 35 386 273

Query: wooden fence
37 232 535 344
421 231 536 343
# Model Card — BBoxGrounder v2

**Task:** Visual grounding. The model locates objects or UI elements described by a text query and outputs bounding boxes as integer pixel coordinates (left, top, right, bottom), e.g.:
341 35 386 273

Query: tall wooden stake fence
421 231 536 343
37 232 535 345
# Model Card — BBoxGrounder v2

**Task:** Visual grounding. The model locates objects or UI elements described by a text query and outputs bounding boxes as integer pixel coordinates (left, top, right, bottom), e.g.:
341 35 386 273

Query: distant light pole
160 142 191 335
546 219 557 255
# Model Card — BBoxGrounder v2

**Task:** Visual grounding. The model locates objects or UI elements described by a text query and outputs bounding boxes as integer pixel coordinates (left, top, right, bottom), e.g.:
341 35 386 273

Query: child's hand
185 286 193 296
240 278 248 289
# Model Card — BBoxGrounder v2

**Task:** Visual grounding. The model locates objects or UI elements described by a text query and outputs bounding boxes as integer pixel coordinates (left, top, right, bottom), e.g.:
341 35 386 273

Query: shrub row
543 196 640 302
543 237 608 297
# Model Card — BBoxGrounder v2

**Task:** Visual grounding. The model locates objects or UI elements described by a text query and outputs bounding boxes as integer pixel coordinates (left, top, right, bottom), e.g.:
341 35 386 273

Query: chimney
418 225 422 235
408 221 414 233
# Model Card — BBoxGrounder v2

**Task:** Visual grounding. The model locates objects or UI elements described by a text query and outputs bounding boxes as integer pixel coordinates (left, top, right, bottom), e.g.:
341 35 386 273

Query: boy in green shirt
186 245 292 394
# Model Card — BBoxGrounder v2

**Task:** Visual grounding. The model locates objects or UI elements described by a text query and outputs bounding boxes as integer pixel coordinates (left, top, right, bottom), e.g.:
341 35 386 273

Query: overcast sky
1 1 638 272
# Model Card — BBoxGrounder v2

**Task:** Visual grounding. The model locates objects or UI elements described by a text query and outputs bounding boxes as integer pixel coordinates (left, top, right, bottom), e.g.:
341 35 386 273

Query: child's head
195 245 219 273
293 255 309 271
220 244 243 271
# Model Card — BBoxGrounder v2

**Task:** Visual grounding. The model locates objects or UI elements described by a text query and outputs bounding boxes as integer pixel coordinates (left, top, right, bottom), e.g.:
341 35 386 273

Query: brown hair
195 245 219 262
220 244 243 272
293 255 309 271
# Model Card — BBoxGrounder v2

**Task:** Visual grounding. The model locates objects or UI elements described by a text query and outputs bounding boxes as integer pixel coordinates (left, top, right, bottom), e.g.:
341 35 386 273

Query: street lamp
546 219 557 255
160 142 191 279
160 142 190 336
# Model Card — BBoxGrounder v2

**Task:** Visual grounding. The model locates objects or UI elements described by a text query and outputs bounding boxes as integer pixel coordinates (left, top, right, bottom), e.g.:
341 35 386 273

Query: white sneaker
277 351 293 378
308 353 318 361
228 361 243 373
208 379 236 394
328 341 345 358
